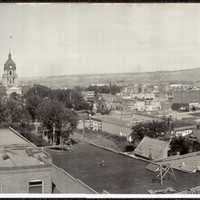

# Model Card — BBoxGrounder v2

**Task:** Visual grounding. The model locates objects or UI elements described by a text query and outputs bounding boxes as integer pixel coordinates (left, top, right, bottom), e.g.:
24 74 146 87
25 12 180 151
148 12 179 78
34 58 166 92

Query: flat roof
0 129 50 169
0 148 48 168
92 114 130 127
48 142 200 194
93 113 161 127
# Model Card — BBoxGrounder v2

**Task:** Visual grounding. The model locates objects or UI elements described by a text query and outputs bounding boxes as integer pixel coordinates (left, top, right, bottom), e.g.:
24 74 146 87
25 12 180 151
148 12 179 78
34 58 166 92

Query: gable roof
156 151 200 173
134 136 170 160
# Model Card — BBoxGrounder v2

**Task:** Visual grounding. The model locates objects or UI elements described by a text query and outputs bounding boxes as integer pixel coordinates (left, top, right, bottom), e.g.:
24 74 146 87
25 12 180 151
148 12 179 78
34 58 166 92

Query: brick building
0 128 96 194
0 128 52 193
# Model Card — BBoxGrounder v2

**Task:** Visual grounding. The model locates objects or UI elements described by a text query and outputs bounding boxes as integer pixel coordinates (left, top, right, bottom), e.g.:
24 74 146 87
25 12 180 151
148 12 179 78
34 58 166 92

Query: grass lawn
47 142 200 194
74 129 128 151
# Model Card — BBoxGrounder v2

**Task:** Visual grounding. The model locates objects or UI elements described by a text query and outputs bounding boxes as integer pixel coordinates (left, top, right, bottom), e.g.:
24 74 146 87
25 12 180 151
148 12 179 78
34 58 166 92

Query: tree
6 94 31 124
169 136 200 156
110 85 121 95
37 98 78 145
86 84 121 95
0 97 9 127
97 101 111 115
60 109 78 146
25 85 51 120
169 136 192 155
25 84 51 99
0 85 7 97
129 120 170 147
50 88 89 110
25 94 43 120
25 85 90 119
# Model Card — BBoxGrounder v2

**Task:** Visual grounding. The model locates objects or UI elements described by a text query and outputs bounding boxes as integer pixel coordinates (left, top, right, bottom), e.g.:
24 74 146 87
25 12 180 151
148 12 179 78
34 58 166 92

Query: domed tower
2 52 18 87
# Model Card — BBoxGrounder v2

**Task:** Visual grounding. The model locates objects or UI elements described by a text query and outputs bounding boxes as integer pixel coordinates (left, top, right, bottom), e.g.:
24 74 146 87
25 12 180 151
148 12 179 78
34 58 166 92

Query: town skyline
1 4 200 77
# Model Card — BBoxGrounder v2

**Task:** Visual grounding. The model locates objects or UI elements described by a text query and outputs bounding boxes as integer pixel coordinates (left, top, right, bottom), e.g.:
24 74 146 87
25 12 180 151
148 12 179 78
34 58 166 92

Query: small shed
134 136 170 160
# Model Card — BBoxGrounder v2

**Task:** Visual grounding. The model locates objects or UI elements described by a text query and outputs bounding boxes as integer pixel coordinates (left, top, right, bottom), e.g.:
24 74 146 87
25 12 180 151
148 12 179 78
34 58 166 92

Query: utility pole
82 118 85 139
52 123 56 145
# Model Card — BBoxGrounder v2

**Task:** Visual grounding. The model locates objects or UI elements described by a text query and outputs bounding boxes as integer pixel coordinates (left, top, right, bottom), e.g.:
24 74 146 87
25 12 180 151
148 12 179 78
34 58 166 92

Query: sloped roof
4 52 16 71
156 151 200 173
0 129 29 147
134 136 170 160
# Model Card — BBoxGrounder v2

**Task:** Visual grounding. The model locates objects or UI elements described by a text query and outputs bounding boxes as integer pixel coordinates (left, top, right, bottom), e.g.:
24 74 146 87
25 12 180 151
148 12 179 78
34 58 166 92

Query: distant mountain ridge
19 67 200 88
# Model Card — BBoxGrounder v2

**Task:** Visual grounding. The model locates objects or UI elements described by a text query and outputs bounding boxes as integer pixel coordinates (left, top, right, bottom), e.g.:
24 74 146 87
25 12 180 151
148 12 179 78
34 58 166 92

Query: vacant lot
47 142 200 194
73 129 127 152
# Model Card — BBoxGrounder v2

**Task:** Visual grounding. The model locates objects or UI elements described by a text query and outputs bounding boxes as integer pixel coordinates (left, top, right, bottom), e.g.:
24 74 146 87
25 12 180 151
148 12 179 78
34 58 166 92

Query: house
91 114 132 137
89 117 102 131
133 100 162 112
172 123 196 137
134 136 170 160
134 101 145 111
81 91 95 102
99 93 122 111
145 100 161 112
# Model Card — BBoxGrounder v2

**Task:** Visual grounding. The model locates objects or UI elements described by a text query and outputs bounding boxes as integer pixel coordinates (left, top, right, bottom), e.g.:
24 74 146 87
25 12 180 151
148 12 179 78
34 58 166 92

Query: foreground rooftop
0 128 30 147
0 128 50 169
48 142 200 194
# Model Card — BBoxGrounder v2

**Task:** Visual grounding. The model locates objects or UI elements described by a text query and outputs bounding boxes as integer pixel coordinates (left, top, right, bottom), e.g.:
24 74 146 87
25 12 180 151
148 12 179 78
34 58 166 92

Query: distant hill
19 67 200 88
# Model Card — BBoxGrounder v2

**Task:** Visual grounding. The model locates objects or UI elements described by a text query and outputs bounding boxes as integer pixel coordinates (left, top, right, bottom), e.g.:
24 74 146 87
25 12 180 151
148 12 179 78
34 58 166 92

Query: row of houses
78 116 131 137
78 111 197 141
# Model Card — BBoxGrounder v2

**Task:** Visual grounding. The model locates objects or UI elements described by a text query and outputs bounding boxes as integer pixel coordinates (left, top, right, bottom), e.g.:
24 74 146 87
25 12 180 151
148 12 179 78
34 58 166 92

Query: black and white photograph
0 3 199 197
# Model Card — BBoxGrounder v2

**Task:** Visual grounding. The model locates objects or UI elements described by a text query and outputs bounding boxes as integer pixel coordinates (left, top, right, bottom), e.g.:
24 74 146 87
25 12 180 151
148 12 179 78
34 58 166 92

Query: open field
73 130 127 152
47 142 200 194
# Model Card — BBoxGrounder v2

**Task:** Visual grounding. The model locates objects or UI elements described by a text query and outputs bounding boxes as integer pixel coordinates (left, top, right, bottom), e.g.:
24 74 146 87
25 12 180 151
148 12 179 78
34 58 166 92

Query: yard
73 129 128 152
47 142 200 194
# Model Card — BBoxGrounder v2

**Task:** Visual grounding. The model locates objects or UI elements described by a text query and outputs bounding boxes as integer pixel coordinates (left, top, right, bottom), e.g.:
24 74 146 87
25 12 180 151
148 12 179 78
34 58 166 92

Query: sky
0 3 200 77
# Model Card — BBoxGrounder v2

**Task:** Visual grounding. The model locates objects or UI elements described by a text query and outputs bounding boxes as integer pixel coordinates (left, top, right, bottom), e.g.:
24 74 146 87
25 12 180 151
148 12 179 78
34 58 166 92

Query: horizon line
18 66 200 79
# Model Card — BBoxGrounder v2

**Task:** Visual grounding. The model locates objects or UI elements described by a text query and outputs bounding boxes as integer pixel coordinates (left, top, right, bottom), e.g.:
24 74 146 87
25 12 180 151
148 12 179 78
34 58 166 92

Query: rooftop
0 147 50 169
93 112 159 128
134 136 170 160
173 120 196 129
4 52 16 71
0 128 30 147
156 151 200 173
0 128 50 169
92 113 130 127
48 142 200 194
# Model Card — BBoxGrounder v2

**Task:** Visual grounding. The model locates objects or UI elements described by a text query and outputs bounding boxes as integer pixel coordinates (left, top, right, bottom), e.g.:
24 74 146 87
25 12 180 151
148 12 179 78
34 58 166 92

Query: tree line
0 84 91 145
86 84 121 95
129 119 200 156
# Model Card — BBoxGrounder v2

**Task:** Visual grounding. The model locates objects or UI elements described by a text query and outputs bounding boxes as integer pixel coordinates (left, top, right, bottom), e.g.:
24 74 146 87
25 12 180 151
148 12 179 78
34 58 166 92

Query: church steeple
8 52 11 59
4 51 16 71
2 51 17 87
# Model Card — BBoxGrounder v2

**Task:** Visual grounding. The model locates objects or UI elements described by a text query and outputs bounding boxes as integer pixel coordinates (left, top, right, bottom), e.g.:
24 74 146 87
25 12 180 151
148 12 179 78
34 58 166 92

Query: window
51 182 60 193
28 180 43 193
52 182 56 193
